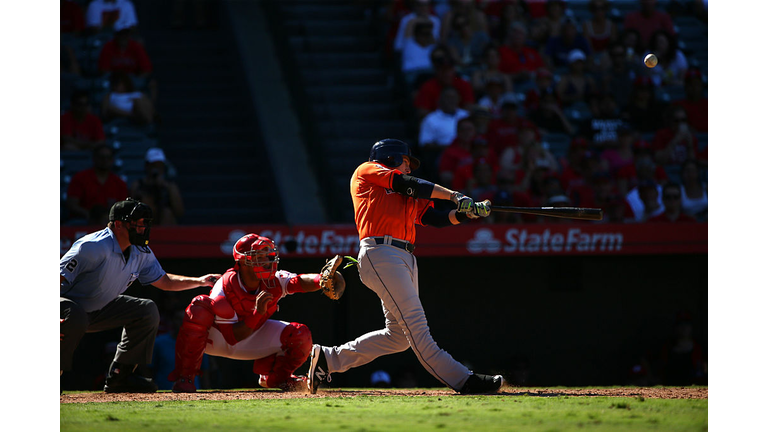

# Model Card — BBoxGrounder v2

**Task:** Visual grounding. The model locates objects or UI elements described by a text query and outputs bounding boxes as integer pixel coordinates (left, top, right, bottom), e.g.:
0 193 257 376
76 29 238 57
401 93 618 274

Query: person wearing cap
129 147 185 225
555 48 598 109
544 18 592 69
65 144 128 225
650 105 699 165
97 18 152 78
61 198 221 393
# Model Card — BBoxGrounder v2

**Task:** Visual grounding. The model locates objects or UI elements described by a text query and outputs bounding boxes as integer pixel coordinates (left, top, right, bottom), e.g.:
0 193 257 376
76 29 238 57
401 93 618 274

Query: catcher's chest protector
221 271 282 318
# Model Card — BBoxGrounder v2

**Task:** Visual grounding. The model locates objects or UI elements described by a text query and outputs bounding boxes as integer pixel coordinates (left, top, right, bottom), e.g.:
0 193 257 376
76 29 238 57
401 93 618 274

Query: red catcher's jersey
215 268 301 330
350 161 434 244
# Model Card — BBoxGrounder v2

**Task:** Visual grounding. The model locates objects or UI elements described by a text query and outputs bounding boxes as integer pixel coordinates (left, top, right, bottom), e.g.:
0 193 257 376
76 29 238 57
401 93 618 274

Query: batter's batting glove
452 192 475 213
473 200 491 218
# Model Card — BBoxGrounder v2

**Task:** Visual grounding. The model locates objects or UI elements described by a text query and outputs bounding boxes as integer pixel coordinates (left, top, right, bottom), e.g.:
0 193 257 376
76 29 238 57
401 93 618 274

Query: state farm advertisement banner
60 223 707 258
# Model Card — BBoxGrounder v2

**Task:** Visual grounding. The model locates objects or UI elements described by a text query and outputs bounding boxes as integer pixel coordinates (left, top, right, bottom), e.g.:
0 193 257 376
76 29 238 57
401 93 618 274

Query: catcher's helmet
369 139 420 170
233 234 280 279
109 198 153 252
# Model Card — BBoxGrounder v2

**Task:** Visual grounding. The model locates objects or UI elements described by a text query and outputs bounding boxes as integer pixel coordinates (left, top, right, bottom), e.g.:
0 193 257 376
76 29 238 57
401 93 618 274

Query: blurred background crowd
61 0 708 228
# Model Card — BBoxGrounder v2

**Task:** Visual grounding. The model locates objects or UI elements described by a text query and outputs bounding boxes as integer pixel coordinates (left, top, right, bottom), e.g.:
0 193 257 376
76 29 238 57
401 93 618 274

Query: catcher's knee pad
184 295 215 330
280 322 313 361
260 324 312 388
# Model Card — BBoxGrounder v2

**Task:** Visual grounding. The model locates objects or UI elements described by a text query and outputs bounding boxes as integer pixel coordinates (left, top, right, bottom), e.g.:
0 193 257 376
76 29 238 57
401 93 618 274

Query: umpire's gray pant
60 295 160 372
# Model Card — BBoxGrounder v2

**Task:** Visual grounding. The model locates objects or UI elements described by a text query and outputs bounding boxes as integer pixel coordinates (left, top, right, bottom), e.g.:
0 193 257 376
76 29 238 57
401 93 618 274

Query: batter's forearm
430 183 458 202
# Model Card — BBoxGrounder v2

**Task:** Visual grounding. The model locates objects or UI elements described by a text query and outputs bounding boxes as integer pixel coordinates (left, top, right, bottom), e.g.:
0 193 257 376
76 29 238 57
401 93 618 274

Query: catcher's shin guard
168 295 215 383
257 322 312 388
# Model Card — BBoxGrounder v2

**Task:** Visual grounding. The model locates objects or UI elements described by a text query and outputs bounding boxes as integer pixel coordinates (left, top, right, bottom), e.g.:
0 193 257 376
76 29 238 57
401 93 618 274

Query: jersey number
65 259 78 272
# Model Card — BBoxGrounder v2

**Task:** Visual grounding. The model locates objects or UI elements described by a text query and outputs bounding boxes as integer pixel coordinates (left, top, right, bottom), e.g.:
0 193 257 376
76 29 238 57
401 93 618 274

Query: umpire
60 198 220 392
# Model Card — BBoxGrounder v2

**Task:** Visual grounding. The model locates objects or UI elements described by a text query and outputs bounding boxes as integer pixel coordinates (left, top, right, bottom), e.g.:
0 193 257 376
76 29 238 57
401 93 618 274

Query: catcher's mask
369 138 420 170
109 198 153 252
233 234 280 279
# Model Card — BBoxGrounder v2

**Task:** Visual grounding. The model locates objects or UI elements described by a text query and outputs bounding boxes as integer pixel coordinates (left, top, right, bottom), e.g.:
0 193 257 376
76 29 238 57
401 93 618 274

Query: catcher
168 233 345 392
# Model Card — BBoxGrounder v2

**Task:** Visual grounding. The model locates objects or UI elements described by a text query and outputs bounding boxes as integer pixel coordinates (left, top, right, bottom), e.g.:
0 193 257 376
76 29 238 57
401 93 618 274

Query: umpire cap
369 139 421 170
109 198 153 223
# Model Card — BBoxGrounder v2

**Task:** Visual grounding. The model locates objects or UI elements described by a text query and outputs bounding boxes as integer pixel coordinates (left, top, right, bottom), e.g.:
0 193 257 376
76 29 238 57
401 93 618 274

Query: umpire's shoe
307 344 331 394
459 373 504 394
104 362 158 393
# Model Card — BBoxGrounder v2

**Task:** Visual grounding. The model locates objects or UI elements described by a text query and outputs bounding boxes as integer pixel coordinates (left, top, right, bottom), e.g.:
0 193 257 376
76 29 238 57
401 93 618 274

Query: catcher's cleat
171 376 197 393
307 344 331 394
104 364 158 393
279 375 309 392
458 373 504 395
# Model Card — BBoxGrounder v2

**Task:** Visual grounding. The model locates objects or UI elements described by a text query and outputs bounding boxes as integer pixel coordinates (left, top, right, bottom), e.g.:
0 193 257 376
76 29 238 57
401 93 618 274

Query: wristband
455 211 470 223
313 274 322 288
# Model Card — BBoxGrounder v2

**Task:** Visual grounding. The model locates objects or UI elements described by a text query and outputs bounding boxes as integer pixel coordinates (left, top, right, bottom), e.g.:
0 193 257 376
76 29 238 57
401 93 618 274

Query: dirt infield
60 386 707 404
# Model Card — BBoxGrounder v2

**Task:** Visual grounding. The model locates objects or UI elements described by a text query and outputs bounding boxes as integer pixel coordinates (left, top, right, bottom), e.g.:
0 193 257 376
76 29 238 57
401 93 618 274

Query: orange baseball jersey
351 161 434 244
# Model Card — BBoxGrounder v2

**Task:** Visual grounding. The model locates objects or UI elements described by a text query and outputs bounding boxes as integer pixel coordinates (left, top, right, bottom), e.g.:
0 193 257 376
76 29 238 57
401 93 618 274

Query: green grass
61 393 707 432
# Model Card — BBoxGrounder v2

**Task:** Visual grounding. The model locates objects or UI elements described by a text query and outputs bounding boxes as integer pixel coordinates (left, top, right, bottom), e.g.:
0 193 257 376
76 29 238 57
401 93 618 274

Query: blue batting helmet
369 139 421 170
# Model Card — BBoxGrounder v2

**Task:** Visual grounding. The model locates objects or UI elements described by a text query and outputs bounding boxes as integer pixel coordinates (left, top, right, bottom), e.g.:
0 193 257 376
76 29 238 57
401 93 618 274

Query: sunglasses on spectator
663 193 681 200
673 117 688 122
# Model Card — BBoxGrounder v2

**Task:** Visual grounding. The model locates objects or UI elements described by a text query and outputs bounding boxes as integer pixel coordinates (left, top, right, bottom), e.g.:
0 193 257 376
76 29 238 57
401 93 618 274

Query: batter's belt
362 236 415 253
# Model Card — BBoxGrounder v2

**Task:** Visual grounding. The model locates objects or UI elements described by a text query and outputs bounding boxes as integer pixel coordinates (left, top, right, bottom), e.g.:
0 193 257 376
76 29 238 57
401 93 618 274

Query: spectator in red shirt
61 0 86 34
438 117 477 186
98 22 153 78
672 69 707 133
61 91 107 151
647 183 696 222
651 105 698 165
529 85 577 135
622 0 676 49
66 144 128 225
487 97 541 156
413 53 476 119
451 137 500 192
616 139 668 196
498 22 545 83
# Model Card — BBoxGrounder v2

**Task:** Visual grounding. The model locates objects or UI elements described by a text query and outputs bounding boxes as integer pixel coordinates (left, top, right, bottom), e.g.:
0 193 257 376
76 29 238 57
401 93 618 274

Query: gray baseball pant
320 237 471 391
60 295 160 372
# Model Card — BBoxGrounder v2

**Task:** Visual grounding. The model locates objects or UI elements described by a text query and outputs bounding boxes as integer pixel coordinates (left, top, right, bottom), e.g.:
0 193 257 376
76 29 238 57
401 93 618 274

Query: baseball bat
489 205 603 221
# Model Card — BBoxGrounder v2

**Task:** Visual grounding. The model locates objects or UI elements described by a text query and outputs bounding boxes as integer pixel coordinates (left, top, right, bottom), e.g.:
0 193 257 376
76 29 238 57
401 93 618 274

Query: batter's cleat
171 376 197 393
458 373 504 395
307 344 331 394
104 363 158 393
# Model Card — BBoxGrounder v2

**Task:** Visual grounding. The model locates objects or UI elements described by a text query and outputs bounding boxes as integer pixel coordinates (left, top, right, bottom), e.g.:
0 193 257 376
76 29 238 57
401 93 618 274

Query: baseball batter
60 198 220 393
307 139 503 394
168 234 345 392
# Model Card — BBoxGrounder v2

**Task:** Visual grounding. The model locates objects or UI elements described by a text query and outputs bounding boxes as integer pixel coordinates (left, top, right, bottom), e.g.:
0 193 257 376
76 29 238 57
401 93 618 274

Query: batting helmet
233 234 280 279
369 139 420 170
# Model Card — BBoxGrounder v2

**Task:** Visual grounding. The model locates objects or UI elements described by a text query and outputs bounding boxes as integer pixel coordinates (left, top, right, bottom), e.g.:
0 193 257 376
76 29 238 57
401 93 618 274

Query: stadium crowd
381 0 707 224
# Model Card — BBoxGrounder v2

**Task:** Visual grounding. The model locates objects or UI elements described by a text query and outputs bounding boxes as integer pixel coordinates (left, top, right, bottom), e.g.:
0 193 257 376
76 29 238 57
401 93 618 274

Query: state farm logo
467 229 501 253
222 229 361 256
467 228 623 253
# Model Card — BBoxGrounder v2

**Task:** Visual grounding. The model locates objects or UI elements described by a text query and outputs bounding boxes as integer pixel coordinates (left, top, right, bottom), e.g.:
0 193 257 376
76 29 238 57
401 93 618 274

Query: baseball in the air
644 53 658 68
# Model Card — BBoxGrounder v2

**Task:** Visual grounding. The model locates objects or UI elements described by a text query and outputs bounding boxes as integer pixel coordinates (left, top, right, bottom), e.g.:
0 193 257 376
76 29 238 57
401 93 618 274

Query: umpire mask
109 198 154 252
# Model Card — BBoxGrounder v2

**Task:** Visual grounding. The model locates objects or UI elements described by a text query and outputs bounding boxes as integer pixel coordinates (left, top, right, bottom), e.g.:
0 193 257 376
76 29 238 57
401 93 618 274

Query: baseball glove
319 255 346 300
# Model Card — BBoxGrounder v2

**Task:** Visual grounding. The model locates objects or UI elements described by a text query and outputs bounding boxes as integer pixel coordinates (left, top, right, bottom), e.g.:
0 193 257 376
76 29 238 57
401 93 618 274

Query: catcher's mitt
319 255 346 300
